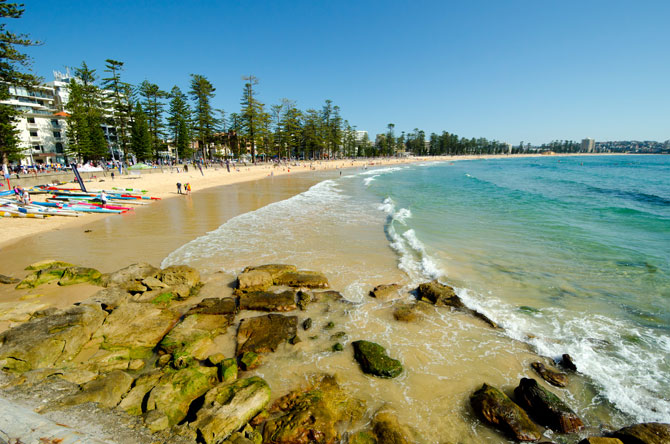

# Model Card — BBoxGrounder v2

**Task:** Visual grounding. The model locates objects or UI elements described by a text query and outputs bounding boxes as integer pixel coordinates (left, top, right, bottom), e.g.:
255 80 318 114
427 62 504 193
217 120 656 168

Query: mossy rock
470 383 541 442
25 260 74 271
146 365 219 426
16 267 66 289
352 340 403 378
349 430 378 444
239 351 260 371
263 375 365 444
58 266 103 286
220 358 238 382
190 377 271 444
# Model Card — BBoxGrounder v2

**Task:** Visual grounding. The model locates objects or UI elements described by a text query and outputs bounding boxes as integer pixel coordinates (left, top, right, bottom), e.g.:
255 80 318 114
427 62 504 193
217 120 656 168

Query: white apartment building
4 82 68 165
1 69 123 166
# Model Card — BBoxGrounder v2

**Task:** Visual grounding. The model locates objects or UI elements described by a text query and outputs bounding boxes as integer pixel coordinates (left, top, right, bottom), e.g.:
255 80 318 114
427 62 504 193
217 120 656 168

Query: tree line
62 60 373 164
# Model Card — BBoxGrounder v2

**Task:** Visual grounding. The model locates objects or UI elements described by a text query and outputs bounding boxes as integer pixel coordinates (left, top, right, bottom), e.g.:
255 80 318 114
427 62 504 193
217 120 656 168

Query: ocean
164 154 670 442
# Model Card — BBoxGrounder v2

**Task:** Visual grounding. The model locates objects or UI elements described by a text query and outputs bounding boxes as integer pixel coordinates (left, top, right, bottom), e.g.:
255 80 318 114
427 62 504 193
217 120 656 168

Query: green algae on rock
189 377 271 444
351 340 403 379
470 383 541 442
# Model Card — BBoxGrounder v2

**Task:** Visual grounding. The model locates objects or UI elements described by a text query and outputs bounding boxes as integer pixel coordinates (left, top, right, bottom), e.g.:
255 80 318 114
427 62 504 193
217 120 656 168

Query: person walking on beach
198 162 204 176
176 182 182 194
185 182 191 195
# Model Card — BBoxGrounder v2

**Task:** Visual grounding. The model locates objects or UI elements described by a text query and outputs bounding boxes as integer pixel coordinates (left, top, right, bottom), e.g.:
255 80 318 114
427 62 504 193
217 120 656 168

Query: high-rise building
581 138 595 153
1 70 125 165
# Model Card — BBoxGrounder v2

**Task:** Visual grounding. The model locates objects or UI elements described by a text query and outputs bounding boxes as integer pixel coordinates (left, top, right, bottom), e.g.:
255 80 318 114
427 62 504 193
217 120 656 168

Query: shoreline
0 153 666 442
0 152 636 249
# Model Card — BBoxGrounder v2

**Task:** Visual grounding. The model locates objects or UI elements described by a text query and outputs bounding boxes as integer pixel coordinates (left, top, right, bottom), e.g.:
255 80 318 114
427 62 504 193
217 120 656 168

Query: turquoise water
165 154 670 427
367 155 670 423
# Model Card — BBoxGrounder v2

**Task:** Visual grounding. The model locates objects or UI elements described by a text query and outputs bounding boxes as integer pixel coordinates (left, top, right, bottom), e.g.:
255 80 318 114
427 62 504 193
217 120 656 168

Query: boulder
372 411 412 444
296 291 313 310
0 274 20 284
141 276 169 290
313 290 345 303
118 369 164 416
187 297 237 322
370 284 402 301
470 383 541 442
58 266 103 286
15 267 66 289
219 358 238 382
0 304 107 371
94 302 180 353
274 271 330 289
243 264 297 279
239 351 260 371
352 340 403 379
514 378 584 433
189 377 271 444
25 259 74 271
103 262 159 288
263 375 365 444
415 280 464 308
578 439 624 444
155 265 200 289
0 300 50 324
145 365 219 426
612 423 670 444
236 314 298 356
159 312 230 361
560 353 578 372
144 409 169 433
239 290 297 312
303 318 313 330
237 270 274 293
392 303 425 322
59 370 134 408
79 286 131 312
531 362 569 387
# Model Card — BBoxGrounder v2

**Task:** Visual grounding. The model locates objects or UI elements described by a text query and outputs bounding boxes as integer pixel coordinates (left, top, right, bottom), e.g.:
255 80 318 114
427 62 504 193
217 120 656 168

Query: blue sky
12 0 670 144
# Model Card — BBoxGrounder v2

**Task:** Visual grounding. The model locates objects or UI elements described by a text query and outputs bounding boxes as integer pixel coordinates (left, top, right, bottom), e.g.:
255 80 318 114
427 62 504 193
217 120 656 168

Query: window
55 143 63 153
51 119 59 126
53 131 61 138
29 131 38 137
27 117 35 124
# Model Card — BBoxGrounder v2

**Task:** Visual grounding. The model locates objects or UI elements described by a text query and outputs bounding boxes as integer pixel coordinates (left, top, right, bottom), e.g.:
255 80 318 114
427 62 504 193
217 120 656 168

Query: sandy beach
1 158 418 246
0 153 622 248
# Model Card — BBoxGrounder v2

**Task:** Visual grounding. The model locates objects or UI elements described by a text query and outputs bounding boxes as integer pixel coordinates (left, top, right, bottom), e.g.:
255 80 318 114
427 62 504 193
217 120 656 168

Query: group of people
176 182 191 195
13 186 30 204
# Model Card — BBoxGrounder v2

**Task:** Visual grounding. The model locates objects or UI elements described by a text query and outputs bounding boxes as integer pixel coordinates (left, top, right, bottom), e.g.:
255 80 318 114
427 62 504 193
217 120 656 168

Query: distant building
581 138 595 153
354 130 368 143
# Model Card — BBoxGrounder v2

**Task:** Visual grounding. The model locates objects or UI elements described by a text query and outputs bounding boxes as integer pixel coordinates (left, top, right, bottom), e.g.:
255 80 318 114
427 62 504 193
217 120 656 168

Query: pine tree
0 1 41 164
138 80 167 159
167 85 191 161
130 103 151 161
102 59 132 159
240 75 264 163
65 62 107 161
189 74 216 159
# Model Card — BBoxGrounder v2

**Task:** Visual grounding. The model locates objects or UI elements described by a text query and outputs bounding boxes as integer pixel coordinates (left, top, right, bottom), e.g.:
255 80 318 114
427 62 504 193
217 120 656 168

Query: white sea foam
363 175 379 186
379 199 441 282
455 286 670 423
162 179 348 273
